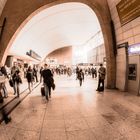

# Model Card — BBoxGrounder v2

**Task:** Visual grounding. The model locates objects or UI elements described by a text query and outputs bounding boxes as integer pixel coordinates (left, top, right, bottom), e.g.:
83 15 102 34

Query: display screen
116 0 140 26
128 43 140 54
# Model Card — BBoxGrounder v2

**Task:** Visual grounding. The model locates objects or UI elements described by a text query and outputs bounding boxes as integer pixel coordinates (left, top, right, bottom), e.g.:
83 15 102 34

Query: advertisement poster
128 64 137 80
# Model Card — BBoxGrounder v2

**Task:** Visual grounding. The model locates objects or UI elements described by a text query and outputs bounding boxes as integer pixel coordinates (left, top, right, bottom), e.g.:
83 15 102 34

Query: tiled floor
0 78 29 107
0 75 140 140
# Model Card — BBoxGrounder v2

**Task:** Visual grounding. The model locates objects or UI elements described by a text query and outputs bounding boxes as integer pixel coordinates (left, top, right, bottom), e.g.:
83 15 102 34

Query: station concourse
0 75 140 140
0 0 140 139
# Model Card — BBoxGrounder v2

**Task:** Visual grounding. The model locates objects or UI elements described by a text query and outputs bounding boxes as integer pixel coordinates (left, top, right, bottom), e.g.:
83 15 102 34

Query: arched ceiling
9 2 101 61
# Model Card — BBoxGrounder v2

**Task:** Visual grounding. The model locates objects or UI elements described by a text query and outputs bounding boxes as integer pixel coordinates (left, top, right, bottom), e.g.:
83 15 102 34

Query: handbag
49 77 55 90
18 76 22 83
52 83 55 90
14 74 22 84
9 79 14 87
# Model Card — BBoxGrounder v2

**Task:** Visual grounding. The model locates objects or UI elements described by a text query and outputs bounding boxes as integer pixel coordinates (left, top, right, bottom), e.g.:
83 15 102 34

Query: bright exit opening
7 2 105 67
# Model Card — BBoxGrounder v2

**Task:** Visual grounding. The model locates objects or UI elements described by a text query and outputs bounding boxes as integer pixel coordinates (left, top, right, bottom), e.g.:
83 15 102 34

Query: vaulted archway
0 0 116 88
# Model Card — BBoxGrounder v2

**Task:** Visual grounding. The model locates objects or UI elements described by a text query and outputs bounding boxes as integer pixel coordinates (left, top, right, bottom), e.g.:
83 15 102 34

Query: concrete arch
0 0 116 88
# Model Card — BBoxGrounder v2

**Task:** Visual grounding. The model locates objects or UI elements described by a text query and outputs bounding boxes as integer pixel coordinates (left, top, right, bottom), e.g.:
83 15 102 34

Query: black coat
26 70 33 83
42 69 53 86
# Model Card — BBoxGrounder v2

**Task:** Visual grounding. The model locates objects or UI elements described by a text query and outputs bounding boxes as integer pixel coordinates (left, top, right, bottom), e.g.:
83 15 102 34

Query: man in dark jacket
42 64 53 100
96 64 106 92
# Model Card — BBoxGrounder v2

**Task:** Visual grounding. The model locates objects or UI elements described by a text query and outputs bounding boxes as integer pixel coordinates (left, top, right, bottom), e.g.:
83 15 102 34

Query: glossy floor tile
0 75 140 140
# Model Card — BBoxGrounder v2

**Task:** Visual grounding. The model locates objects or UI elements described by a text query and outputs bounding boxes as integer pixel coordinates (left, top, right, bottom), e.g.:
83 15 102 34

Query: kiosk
128 43 140 96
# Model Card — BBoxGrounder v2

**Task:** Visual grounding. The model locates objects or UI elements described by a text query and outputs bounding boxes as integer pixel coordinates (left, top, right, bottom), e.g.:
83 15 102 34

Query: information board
116 0 140 25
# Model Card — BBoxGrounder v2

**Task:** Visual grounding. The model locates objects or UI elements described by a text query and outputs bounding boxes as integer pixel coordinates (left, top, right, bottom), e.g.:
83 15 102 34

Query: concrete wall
116 47 128 91
107 0 140 46
128 55 140 95
0 0 6 16
107 0 140 91
47 46 72 65
87 44 105 64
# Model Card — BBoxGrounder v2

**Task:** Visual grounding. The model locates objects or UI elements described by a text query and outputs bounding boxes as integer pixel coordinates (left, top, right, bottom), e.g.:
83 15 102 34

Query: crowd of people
0 63 106 99
0 62 106 124
0 63 40 100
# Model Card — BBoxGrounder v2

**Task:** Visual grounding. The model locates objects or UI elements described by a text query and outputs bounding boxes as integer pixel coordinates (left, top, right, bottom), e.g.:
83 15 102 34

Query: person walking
42 64 53 100
12 70 22 97
76 66 79 80
96 64 106 92
39 66 43 83
77 69 84 86
91 67 97 78
11 63 20 95
26 66 34 91
0 65 8 98
33 65 38 83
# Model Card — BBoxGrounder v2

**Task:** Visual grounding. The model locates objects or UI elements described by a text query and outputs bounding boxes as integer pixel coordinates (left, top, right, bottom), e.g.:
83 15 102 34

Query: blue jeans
44 83 49 100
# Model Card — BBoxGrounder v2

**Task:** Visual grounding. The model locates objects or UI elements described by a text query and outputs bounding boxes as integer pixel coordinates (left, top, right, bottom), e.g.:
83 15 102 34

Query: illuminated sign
128 43 140 54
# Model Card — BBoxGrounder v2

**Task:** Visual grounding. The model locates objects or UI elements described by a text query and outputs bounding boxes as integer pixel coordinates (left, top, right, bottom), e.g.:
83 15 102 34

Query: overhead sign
116 0 140 26
117 42 128 49
128 43 140 54
26 50 41 61
78 63 93 66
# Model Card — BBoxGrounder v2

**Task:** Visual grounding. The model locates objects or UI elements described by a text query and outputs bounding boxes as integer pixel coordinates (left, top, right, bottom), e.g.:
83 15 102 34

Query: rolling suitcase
41 86 45 96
